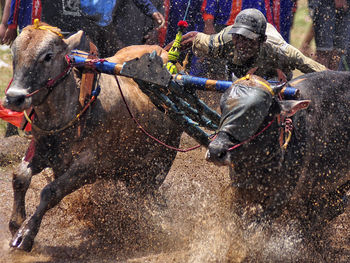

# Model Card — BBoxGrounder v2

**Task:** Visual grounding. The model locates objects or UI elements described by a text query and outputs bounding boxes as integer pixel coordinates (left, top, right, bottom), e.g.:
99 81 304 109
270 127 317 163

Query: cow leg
9 160 33 236
10 160 96 252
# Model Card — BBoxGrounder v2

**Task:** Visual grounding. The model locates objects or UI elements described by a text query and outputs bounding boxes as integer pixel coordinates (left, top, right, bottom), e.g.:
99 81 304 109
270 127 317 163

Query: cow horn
272 82 287 94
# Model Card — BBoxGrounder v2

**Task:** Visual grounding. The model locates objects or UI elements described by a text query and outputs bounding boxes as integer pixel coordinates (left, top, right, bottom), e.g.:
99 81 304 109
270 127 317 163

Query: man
80 0 164 28
308 0 350 70
2 0 41 45
3 0 165 57
0 0 10 44
181 8 326 81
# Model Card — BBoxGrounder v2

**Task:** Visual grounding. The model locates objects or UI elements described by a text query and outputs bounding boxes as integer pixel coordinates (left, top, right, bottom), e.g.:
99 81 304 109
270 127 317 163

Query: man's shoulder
264 23 290 54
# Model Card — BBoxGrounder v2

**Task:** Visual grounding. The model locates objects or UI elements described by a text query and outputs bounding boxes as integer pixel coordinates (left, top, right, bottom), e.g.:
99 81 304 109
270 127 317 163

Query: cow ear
279 100 310 117
63 30 84 53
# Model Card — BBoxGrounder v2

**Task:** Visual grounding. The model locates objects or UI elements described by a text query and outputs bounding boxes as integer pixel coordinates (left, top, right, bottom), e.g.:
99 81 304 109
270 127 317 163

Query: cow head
4 22 84 112
206 75 310 167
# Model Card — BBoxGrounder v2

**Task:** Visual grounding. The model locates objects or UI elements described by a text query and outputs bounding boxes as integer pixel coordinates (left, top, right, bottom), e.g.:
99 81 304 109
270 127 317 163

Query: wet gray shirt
193 23 327 79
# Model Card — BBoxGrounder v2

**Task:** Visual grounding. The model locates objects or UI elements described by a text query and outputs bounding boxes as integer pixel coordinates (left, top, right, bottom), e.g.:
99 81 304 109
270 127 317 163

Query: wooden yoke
77 42 99 138
79 42 99 106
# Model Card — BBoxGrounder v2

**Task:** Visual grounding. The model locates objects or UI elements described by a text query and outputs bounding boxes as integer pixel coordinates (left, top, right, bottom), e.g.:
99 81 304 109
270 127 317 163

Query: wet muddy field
0 133 349 263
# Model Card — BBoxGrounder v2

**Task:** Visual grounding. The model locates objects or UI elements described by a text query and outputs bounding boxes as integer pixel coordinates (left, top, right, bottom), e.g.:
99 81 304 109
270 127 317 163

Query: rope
114 75 202 153
33 19 63 38
5 78 13 93
25 55 73 98
23 95 97 135
227 119 275 151
183 0 192 21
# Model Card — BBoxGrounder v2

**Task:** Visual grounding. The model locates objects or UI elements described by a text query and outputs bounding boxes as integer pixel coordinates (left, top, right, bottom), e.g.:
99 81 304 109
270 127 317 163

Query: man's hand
152 12 165 29
164 31 199 52
0 24 7 44
3 28 17 45
181 31 199 50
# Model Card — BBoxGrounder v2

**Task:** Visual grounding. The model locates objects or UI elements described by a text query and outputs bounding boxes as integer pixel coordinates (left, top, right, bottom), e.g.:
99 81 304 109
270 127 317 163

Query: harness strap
235 73 275 96
25 61 73 98
23 94 97 135
278 115 293 150
79 42 99 106
77 42 99 138
227 119 275 151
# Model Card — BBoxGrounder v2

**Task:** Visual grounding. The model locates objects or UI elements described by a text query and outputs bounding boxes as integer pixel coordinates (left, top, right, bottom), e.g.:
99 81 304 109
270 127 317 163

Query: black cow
205 72 350 228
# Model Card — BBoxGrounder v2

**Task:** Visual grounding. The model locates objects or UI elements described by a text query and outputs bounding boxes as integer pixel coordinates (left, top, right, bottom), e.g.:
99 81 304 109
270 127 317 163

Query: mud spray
0 135 349 262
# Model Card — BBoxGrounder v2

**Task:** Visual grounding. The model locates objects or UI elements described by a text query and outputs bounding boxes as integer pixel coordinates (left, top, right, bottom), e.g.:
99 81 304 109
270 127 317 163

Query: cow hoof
9 220 21 236
10 222 35 252
10 232 34 252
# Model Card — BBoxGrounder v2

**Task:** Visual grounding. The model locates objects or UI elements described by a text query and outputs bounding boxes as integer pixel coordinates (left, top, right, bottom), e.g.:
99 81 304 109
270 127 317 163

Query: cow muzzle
4 87 32 112
206 141 231 166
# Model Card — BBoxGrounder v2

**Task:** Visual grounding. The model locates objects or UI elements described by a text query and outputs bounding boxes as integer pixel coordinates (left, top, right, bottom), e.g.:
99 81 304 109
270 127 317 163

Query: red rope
114 75 201 153
227 119 275 151
25 56 73 98
5 78 13 93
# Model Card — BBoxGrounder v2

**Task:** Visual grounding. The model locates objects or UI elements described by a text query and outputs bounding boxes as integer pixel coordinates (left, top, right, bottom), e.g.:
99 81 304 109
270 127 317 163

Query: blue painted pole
70 55 299 98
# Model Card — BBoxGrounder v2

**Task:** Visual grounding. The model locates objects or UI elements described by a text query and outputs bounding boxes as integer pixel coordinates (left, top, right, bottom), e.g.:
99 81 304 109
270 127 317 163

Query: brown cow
3 22 182 251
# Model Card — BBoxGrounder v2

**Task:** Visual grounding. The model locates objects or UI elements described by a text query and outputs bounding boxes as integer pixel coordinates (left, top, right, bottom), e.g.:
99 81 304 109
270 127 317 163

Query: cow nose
206 143 228 163
6 95 26 106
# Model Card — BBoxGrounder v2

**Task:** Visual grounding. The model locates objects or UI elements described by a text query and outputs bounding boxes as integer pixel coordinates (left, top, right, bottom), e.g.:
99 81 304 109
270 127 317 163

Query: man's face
231 34 261 62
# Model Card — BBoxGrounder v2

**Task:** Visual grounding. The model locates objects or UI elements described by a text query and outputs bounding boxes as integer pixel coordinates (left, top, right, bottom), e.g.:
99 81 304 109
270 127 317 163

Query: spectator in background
2 0 41 45
161 0 204 46
299 24 315 57
308 0 350 70
4 0 165 57
0 0 26 136
0 0 10 43
160 0 205 76
202 0 297 43
113 0 164 48
80 0 164 30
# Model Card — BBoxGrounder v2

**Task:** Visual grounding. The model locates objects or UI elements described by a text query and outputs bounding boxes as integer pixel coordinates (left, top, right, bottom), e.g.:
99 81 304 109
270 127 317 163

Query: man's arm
132 0 165 28
3 0 18 45
0 0 10 43
285 43 328 73
192 25 233 58
265 23 327 73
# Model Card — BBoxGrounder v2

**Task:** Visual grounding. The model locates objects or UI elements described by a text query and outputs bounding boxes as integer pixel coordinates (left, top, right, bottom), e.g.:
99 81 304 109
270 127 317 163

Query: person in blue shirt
202 0 296 43
162 0 204 46
2 0 41 45
80 0 164 28
3 0 165 57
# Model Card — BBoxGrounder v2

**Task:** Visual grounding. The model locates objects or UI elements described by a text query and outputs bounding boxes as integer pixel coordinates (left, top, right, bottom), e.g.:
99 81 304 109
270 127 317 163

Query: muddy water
0 134 349 262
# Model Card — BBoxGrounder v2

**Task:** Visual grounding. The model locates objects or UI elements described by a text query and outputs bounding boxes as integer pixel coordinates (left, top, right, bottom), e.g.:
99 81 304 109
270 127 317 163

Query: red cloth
0 102 31 131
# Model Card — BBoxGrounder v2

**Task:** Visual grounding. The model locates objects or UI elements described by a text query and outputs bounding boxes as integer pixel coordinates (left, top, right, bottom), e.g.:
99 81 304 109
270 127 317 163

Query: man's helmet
228 9 267 40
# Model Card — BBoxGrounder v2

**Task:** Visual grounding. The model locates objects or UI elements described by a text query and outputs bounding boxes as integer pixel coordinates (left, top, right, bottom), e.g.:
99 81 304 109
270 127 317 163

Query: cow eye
44 53 53 62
